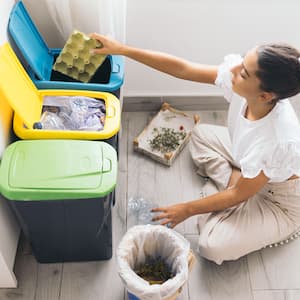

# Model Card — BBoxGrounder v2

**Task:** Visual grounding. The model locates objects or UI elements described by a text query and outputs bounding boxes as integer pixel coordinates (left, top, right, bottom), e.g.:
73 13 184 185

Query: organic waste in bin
135 256 175 285
117 225 195 300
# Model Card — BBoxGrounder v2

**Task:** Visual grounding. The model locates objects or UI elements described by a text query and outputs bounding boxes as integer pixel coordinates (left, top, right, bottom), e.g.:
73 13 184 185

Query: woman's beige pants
190 124 300 265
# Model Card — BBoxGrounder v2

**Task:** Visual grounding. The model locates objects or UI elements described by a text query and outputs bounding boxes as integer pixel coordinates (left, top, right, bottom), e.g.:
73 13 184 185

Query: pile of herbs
149 127 186 153
135 256 175 285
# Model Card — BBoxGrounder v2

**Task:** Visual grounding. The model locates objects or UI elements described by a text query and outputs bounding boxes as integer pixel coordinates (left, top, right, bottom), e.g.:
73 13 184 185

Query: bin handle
43 160 111 180
43 171 100 181
106 106 116 118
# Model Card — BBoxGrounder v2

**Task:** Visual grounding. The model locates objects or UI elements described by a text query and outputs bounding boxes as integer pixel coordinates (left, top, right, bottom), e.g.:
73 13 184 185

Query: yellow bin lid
0 43 42 129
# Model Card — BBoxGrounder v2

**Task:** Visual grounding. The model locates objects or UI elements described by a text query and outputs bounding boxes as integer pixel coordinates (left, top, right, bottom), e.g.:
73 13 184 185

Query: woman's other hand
151 203 190 228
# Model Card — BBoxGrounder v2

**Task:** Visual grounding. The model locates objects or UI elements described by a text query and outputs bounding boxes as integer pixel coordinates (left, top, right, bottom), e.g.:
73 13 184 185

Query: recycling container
0 43 120 150
8 1 124 98
117 225 196 300
0 139 117 263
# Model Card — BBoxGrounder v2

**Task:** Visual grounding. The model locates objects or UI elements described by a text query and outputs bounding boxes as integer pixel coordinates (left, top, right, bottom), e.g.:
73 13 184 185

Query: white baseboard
123 95 228 111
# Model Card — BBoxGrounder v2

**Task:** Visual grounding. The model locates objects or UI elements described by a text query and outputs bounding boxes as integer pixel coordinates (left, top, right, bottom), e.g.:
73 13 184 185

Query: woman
91 33 300 264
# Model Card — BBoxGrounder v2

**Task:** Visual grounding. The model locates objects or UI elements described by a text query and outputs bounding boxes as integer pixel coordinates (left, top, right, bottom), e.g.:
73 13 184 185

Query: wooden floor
1 110 300 300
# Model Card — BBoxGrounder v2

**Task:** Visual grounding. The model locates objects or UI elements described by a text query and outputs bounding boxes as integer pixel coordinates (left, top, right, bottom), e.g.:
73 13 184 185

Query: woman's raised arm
90 33 218 84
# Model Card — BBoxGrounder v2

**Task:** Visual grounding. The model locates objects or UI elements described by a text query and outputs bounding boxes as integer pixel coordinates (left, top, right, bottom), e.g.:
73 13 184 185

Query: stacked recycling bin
8 1 124 150
0 0 124 263
0 140 117 263
8 1 124 96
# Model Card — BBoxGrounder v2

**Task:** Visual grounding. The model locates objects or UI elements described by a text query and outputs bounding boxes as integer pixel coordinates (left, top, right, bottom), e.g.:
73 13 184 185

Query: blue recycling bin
8 1 124 98
127 293 140 300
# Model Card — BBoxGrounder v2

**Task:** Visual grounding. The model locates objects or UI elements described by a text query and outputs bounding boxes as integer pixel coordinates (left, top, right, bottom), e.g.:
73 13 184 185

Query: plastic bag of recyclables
117 224 195 300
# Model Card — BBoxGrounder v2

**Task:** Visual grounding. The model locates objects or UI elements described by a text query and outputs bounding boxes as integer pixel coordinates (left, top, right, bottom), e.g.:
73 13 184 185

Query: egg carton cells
53 30 106 83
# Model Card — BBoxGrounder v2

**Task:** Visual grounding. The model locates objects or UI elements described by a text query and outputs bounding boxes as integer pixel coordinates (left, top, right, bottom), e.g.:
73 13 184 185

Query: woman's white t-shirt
215 54 300 182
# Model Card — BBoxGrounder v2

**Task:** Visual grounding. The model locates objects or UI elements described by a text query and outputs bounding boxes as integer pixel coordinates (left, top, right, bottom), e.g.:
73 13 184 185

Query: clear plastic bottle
128 197 159 225
33 111 65 130
58 110 78 130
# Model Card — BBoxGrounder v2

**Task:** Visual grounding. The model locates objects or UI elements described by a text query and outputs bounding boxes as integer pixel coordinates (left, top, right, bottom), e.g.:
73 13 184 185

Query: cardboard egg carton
133 103 200 166
53 30 107 83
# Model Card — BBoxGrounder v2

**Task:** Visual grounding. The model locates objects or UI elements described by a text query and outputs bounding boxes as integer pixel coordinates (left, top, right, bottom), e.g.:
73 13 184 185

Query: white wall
125 0 300 97
0 0 14 157
0 0 20 288
0 0 14 44
21 0 103 47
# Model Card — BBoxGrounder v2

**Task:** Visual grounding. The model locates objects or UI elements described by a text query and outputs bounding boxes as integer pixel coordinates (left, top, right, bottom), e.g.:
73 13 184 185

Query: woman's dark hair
256 43 300 102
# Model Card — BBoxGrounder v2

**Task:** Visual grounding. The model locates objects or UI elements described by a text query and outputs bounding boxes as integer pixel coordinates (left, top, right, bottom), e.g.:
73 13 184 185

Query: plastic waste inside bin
33 96 106 131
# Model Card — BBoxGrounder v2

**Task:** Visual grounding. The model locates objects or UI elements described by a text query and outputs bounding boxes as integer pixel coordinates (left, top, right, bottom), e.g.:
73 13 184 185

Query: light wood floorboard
248 239 300 290
2 110 300 300
35 263 62 300
187 236 253 300
0 253 38 299
253 290 300 300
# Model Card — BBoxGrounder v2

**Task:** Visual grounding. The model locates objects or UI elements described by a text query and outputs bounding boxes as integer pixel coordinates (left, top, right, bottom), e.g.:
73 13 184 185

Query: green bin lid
0 140 117 201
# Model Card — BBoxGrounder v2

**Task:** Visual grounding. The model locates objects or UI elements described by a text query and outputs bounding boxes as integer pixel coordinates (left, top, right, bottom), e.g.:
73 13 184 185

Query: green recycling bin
0 139 117 263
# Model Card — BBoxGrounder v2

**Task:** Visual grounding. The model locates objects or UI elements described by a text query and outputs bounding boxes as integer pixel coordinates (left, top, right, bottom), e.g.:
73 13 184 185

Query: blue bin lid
8 1 54 81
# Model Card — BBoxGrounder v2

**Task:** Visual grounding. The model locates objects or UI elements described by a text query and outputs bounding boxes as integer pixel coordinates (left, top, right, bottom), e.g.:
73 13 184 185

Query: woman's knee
190 124 214 160
198 237 225 265
198 234 243 265
191 124 212 143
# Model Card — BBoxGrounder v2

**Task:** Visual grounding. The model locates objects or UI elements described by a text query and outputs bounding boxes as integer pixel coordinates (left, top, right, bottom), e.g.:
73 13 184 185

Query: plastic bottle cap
33 122 43 129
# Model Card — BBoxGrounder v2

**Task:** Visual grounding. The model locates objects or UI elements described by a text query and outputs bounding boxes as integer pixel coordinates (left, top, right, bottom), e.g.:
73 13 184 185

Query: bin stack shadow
0 0 124 263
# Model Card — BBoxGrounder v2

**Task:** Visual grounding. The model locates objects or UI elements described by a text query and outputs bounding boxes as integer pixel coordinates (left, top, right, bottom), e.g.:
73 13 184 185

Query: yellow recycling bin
0 43 120 142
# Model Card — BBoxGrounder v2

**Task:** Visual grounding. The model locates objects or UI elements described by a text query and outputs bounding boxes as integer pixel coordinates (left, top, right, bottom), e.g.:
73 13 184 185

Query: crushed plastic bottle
128 197 159 225
81 114 104 131
33 111 65 130
57 110 77 130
